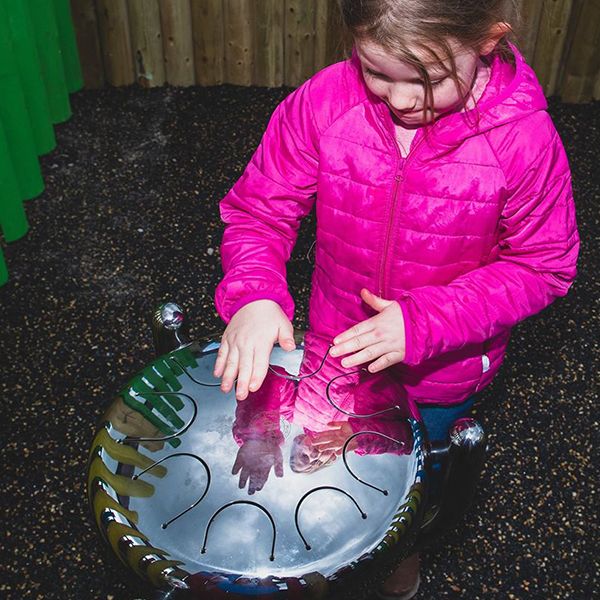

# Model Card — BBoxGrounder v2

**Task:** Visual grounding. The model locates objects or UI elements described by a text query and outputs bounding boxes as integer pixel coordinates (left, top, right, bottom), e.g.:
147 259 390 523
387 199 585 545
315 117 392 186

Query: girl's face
356 39 480 126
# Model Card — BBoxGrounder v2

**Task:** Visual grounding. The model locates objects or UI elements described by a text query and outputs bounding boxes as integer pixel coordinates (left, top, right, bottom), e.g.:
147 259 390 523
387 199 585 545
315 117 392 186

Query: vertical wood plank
128 0 165 87
191 0 224 86
555 0 584 96
532 0 574 95
517 0 545 63
559 0 600 102
326 0 350 64
315 0 347 69
313 0 329 72
223 0 254 86
158 0 195 86
284 0 317 87
94 0 135 86
69 0 104 88
253 0 284 86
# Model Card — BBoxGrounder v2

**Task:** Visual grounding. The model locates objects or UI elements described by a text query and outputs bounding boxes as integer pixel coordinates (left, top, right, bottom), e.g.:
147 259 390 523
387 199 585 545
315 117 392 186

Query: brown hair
339 0 520 119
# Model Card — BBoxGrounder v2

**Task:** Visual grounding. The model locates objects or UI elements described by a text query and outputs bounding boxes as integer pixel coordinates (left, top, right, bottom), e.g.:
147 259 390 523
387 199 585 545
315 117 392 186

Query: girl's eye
416 78 446 87
365 69 390 81
364 67 446 87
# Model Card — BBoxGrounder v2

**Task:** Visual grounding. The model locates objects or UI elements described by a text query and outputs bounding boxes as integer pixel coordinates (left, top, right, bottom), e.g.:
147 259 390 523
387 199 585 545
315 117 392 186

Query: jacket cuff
397 295 425 366
218 290 295 324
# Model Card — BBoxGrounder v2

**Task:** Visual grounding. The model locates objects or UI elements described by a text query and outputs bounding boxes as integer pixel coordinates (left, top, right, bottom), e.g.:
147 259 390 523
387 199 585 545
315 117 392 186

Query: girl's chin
390 110 430 128
390 106 461 128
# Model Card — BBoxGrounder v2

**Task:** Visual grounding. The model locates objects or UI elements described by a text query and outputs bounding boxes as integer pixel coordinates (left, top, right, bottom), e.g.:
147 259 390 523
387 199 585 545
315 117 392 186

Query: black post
416 418 487 548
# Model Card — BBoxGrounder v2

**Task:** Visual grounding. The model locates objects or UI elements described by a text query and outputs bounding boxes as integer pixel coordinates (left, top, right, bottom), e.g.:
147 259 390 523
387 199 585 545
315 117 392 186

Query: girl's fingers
278 322 296 351
331 328 378 358
220 345 240 393
249 345 271 392
213 339 229 377
340 341 389 369
367 351 404 373
360 288 393 311
235 346 255 401
332 319 374 346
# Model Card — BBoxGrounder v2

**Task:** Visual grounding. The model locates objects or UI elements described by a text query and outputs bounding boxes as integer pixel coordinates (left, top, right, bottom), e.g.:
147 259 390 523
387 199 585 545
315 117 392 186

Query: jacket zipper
378 130 426 297
378 165 402 296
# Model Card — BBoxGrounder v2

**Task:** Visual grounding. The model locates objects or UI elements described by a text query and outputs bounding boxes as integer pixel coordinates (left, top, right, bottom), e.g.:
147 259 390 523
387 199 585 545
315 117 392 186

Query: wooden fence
71 0 600 103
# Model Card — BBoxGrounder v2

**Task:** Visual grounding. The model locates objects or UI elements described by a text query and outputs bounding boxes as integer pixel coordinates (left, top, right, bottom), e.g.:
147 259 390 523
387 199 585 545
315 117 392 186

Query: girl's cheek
362 74 386 99
432 87 459 112
367 82 385 98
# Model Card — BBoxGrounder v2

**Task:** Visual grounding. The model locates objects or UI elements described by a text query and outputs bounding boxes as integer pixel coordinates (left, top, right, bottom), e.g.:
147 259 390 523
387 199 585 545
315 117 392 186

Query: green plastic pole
3 0 56 156
53 0 82 93
0 1 44 200
0 120 29 243
27 0 71 123
0 246 8 286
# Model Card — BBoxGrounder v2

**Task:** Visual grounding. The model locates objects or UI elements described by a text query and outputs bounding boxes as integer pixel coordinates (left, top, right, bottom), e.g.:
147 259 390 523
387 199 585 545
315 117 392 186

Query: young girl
213 0 579 597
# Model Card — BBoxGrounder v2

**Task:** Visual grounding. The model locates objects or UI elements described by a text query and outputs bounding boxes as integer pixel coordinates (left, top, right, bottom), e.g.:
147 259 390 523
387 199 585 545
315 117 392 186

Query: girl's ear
480 22 512 56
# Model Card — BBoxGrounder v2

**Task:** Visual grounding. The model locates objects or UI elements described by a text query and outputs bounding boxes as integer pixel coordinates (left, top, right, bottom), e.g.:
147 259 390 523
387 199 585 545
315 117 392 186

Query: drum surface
88 339 426 597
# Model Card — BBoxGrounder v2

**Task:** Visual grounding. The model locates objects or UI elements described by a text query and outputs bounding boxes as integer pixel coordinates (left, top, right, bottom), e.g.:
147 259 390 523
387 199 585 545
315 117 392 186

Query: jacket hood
350 43 548 148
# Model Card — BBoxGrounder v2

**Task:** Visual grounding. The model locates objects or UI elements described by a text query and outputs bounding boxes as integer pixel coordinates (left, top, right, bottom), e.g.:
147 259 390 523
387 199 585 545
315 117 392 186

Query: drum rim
87 340 428 591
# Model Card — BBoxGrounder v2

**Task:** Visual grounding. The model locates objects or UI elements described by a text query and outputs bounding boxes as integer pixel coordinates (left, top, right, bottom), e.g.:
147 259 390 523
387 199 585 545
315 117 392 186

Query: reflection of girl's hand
214 300 296 401
309 422 355 454
232 438 284 495
330 288 406 372
290 425 358 474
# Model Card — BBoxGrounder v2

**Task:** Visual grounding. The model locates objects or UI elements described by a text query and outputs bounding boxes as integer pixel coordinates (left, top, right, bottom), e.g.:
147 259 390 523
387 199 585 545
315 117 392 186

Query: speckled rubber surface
0 85 597 599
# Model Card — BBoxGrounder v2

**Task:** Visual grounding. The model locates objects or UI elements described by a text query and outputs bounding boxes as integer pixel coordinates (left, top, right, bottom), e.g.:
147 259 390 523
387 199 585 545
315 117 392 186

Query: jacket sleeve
397 118 580 366
214 79 320 323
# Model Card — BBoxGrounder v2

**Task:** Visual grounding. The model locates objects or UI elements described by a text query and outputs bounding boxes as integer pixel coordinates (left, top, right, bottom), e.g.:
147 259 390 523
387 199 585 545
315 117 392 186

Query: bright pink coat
215 45 579 413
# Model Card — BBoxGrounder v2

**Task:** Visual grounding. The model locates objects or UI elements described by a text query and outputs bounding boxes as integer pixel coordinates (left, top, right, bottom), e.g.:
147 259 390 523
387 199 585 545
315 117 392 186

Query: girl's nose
388 85 417 113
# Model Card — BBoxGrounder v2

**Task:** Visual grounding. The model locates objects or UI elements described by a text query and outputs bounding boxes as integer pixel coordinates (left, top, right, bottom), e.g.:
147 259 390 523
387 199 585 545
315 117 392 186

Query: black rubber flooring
0 84 597 599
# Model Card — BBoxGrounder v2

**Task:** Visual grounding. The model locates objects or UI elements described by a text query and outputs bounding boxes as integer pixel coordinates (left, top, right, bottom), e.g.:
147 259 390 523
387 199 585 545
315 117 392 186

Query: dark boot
377 552 420 600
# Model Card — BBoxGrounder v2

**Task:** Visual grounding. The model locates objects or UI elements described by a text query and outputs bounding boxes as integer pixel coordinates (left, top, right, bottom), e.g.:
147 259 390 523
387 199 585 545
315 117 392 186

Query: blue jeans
417 395 476 443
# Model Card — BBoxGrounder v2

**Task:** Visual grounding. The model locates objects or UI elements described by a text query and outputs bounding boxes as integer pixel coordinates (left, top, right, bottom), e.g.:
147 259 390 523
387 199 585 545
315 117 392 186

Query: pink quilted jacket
215 45 579 413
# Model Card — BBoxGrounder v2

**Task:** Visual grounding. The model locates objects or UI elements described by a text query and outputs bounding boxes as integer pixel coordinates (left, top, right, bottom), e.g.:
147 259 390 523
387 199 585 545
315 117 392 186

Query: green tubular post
52 0 82 93
27 0 71 123
0 1 44 200
3 0 56 155
0 120 29 243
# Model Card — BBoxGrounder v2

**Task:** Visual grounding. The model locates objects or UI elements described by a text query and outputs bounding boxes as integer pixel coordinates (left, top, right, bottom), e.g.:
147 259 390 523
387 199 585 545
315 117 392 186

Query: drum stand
416 419 487 549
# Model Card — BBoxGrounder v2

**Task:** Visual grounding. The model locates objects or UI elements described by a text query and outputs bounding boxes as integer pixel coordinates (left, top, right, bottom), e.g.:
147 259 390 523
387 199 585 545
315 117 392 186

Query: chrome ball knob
155 302 185 330
449 418 485 448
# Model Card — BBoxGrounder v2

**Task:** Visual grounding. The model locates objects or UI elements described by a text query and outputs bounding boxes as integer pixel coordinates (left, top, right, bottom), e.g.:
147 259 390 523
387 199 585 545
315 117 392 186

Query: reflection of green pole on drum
3 0 56 156
0 0 43 200
52 0 83 93
0 120 28 243
27 0 71 123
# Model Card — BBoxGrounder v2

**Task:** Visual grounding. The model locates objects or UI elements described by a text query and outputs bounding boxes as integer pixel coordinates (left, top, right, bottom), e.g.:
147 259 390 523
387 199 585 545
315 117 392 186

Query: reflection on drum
87 303 486 599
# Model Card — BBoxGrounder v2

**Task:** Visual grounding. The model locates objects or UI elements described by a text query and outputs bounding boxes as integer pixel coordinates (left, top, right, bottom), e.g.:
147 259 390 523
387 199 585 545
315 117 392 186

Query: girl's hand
330 288 406 372
213 299 295 401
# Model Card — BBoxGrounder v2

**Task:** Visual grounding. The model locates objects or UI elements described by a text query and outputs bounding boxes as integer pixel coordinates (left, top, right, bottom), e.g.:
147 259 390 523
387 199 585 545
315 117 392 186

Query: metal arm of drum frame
415 418 487 549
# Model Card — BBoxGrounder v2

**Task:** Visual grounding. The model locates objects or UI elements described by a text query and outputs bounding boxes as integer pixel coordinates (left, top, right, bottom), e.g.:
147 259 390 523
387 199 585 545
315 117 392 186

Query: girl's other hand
213 300 295 401
330 288 406 372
